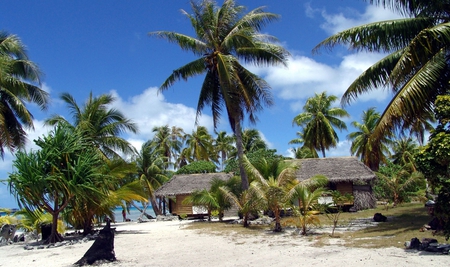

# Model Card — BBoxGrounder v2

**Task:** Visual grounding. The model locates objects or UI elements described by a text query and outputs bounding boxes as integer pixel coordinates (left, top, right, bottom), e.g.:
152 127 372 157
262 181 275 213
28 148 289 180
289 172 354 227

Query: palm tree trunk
235 120 249 190
131 202 155 219
274 208 282 232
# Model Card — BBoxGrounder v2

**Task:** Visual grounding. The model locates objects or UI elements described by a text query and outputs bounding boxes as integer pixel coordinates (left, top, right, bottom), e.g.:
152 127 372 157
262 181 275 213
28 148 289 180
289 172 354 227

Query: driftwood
75 219 116 266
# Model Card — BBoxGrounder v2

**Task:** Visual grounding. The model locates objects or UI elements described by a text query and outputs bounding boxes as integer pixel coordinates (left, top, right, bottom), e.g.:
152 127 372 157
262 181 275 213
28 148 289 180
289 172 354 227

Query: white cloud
253 53 390 112
319 5 404 35
110 87 214 146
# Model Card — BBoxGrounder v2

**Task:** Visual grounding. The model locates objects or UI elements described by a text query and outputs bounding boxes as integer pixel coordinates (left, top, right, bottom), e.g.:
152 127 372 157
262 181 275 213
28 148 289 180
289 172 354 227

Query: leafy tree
8 124 106 243
287 175 328 235
292 92 349 158
347 107 391 171
416 95 450 239
0 31 49 158
375 162 425 206
45 92 138 159
224 148 282 175
245 157 298 232
314 0 448 151
150 0 289 191
176 160 217 174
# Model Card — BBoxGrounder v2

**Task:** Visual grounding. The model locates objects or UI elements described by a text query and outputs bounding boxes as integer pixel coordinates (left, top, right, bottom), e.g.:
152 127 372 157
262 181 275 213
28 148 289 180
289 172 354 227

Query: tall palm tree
313 0 448 149
45 92 138 159
151 125 184 169
241 128 268 154
0 31 49 158
214 131 234 171
293 92 349 158
347 107 391 171
150 0 289 190
289 131 319 158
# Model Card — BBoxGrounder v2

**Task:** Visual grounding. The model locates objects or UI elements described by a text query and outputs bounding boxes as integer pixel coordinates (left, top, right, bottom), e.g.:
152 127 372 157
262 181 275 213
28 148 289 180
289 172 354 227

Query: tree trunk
131 202 155 219
44 212 64 244
243 212 249 228
75 219 116 266
235 120 249 190
149 195 162 216
273 208 282 232
82 214 94 236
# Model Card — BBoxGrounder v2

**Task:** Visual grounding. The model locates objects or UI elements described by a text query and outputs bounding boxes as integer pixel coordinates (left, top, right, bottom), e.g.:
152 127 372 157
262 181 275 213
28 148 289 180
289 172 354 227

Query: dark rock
407 237 421 249
420 238 438 250
373 213 387 222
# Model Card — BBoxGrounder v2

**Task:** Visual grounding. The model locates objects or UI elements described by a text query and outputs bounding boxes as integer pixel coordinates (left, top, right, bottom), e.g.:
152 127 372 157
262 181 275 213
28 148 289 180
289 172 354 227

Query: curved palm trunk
234 120 249 190
131 202 156 219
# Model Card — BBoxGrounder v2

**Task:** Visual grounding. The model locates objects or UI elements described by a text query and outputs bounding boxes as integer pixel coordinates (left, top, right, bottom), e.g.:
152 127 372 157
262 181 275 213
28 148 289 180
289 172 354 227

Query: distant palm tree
214 131 234 171
293 92 349 158
150 0 289 190
313 0 449 151
289 131 319 158
151 125 184 169
347 107 391 171
390 137 419 167
135 140 169 216
0 31 49 157
45 92 138 159
184 126 216 162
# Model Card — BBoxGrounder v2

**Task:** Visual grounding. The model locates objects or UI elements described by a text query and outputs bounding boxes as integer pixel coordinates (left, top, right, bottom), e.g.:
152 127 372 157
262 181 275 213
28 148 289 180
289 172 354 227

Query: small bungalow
155 172 233 217
295 157 377 211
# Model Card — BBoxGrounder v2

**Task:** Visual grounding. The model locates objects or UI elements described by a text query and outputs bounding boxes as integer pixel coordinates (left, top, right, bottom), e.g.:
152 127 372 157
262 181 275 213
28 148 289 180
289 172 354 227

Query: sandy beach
0 219 448 267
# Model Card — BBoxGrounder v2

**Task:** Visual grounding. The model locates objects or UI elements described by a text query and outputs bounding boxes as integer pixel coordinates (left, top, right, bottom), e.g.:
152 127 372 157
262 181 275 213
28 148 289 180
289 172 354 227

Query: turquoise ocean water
113 206 156 222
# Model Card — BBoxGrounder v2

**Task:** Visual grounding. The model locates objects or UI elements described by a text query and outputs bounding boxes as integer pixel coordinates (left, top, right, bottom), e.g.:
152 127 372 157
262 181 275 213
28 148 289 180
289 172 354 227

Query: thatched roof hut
295 157 376 183
295 157 377 210
155 173 233 216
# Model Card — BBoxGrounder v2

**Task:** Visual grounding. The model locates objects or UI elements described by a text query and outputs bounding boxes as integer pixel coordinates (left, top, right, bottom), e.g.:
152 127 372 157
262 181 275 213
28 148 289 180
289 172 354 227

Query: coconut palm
390 137 419 167
45 92 138 159
289 131 319 159
184 126 216 162
135 140 169 216
313 0 449 149
347 107 391 171
244 157 298 232
150 0 289 190
287 175 328 235
0 31 49 158
151 125 185 170
293 92 349 158
214 131 234 171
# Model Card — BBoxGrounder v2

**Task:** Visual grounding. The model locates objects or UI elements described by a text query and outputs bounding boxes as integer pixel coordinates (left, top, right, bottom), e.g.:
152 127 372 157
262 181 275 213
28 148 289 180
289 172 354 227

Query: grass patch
182 203 446 248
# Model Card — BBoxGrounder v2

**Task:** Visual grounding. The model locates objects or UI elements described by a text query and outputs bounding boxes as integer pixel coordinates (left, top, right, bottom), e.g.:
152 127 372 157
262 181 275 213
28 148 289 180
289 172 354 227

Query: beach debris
156 215 179 221
373 213 387 222
0 224 17 243
75 219 116 266
404 237 450 253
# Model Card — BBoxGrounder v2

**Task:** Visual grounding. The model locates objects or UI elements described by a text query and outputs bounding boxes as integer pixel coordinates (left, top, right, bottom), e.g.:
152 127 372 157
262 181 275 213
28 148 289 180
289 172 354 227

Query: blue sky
0 0 401 208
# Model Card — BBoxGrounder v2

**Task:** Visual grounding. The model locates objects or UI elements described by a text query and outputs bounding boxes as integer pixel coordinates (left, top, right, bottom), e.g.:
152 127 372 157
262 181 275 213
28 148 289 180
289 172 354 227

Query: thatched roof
155 173 233 197
295 157 376 183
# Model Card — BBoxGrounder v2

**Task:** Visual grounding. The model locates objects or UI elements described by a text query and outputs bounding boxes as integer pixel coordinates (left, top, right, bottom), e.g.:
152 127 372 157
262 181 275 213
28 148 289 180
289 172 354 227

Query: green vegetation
176 160 217 174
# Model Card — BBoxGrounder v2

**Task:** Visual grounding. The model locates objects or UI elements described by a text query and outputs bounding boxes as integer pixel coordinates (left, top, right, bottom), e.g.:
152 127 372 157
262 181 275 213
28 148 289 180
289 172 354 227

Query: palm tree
150 0 289 190
289 131 319 158
390 137 419 167
45 92 138 159
293 92 349 158
0 31 49 158
347 107 391 171
244 157 298 232
313 0 449 150
135 140 169 216
184 126 216 162
287 175 328 235
214 131 234 171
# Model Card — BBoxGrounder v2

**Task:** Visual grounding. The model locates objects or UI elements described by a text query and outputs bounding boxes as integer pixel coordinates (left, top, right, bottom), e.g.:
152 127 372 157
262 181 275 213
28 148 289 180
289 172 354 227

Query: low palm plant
287 175 328 235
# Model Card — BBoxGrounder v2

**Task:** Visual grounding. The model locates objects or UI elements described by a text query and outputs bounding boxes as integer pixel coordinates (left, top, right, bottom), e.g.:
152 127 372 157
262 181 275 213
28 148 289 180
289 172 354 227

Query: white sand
0 220 448 267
